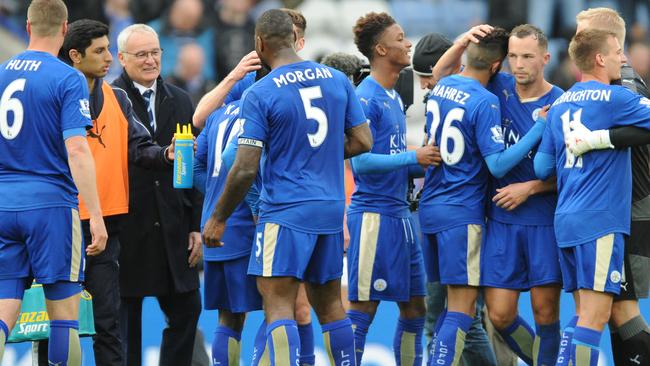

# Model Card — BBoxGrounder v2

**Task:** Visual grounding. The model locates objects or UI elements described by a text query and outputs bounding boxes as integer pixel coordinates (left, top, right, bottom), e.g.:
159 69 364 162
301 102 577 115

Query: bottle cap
174 123 193 139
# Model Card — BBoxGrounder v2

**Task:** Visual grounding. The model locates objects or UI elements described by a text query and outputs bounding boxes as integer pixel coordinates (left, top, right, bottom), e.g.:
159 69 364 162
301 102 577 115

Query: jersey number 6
426 99 466 165
0 78 26 140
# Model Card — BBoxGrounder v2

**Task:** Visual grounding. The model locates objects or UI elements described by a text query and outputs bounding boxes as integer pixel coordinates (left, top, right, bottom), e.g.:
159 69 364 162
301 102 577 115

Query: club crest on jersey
79 99 91 119
532 107 542 121
490 125 504 144
373 279 387 292
610 270 622 284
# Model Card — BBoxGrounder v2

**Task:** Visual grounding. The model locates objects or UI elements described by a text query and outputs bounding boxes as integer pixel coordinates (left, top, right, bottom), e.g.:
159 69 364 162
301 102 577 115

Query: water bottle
173 123 194 189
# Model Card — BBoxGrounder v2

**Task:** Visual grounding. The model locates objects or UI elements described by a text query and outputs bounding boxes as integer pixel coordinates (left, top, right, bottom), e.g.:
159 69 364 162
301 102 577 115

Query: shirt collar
133 79 157 96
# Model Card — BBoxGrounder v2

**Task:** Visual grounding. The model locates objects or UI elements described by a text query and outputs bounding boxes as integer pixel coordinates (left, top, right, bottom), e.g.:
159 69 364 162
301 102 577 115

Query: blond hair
576 7 626 46
569 28 617 72
27 0 67 37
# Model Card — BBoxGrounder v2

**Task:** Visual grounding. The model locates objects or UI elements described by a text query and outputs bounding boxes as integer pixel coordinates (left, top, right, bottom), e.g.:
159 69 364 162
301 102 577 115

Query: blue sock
394 317 425 366
428 309 447 360
0 319 8 359
497 315 535 365
431 311 473 366
556 316 578 366
571 326 601 366
534 322 560 366
347 310 372 365
322 318 356 366
266 319 300 366
212 326 241 366
49 320 81 366
251 320 268 366
298 323 315 365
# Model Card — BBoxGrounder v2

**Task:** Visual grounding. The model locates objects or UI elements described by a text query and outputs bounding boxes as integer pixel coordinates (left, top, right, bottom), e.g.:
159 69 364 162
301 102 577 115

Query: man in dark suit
112 23 202 366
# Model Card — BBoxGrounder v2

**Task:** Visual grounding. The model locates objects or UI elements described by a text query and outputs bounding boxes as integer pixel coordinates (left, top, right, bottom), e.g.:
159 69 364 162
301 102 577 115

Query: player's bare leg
257 276 300 365
306 278 356 366
569 289 613 366
530 285 561 366
485 288 534 365
295 284 315 365
0 298 22 360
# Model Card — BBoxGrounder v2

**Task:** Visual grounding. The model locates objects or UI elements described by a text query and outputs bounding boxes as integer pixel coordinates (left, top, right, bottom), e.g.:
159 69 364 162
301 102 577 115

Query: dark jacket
113 70 201 296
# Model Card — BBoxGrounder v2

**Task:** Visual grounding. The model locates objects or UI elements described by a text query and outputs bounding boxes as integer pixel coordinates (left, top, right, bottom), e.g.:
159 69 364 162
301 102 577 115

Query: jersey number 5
426 99 466 165
0 78 26 140
299 86 328 148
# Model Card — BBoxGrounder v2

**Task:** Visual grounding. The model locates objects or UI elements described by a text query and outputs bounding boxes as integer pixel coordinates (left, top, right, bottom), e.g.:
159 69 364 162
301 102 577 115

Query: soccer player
0 1 108 365
194 97 261 366
435 24 564 366
560 8 650 365
534 28 650 366
419 28 549 366
345 12 440 365
202 9 372 365
192 8 307 129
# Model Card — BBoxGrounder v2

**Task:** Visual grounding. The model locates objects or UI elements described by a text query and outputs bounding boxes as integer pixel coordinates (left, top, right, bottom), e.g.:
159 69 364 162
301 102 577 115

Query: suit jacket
113 70 201 297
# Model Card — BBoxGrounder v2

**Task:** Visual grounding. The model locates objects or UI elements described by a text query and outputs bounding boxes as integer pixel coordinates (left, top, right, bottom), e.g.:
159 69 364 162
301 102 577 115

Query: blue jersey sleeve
537 109 556 155
193 123 209 194
612 88 650 129
484 118 545 178
345 79 367 130
60 71 92 133
239 90 267 146
474 98 505 157
534 152 555 180
350 150 417 174
225 72 256 104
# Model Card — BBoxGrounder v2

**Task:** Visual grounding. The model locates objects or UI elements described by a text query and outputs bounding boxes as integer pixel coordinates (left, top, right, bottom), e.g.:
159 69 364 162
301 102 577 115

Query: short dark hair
511 24 548 50
59 19 109 65
256 9 295 49
280 8 306 37
353 12 396 61
466 27 509 70
320 52 362 79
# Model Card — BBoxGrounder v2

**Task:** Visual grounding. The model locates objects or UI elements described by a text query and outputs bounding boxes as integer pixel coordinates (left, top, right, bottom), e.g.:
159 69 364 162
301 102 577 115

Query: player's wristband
587 129 614 150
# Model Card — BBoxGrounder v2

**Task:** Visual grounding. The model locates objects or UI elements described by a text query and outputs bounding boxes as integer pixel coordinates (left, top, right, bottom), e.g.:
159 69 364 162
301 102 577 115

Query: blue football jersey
487 72 563 225
239 60 367 233
0 51 92 211
196 101 255 260
347 76 410 218
419 74 505 233
538 80 650 247
225 71 256 105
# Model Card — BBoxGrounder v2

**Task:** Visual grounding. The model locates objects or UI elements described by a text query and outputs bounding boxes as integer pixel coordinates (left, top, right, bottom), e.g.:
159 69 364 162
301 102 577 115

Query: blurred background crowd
1 0 649 107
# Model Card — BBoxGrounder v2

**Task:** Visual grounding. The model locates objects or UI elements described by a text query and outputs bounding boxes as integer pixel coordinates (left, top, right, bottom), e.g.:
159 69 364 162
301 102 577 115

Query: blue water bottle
173 123 194 189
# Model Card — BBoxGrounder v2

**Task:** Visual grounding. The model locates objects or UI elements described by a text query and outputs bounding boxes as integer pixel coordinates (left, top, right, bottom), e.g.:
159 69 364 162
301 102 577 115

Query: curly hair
466 26 509 70
353 12 396 61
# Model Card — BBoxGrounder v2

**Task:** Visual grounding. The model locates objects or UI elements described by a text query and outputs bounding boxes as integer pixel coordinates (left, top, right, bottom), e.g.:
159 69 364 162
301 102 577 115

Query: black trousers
37 228 124 366
120 289 201 366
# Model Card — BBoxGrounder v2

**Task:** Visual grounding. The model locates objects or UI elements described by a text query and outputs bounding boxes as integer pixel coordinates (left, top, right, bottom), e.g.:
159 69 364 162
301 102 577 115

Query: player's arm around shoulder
65 136 108 256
